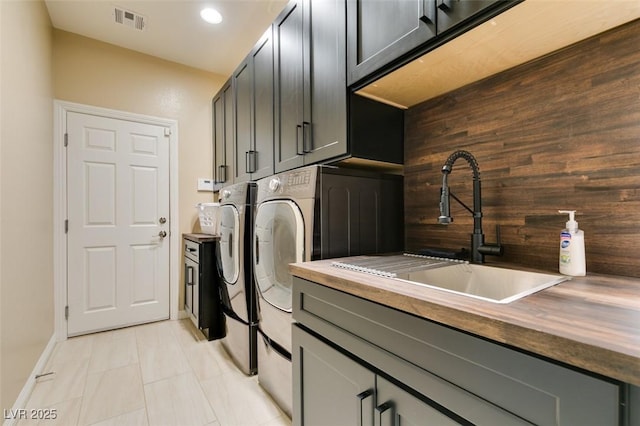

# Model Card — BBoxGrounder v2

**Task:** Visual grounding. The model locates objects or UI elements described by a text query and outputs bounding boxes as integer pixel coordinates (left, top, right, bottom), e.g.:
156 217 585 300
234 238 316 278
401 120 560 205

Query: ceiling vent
114 7 146 31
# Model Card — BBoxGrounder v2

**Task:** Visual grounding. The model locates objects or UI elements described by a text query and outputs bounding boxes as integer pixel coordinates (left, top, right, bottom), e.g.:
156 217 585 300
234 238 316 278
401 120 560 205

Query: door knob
159 217 167 224
158 230 167 238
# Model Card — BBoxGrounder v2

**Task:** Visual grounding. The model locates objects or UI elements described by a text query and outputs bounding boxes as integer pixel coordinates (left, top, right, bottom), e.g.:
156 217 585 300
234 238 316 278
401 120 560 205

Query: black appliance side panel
316 170 404 259
244 182 258 324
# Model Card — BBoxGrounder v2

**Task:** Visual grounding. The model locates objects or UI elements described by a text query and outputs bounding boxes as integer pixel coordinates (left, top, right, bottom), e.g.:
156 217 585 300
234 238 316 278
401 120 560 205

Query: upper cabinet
347 0 513 88
212 79 233 187
274 0 348 173
347 0 437 86
233 27 275 183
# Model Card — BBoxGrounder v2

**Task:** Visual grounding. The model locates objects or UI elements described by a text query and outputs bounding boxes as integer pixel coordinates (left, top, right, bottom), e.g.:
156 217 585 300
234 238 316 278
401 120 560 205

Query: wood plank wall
404 19 640 278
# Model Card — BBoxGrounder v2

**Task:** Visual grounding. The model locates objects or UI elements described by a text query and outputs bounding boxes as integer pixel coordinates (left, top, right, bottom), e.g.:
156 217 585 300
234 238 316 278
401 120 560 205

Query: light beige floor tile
183 342 226 382
27 359 89 408
200 372 283 426
209 341 245 375
137 338 191 384
260 415 292 426
168 319 208 349
78 364 145 426
88 408 148 426
17 397 82 426
134 321 177 348
88 331 138 374
46 334 93 370
144 371 216 426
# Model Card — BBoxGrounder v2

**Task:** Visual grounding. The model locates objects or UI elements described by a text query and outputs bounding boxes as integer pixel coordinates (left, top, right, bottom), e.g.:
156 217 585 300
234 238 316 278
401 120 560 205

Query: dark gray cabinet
233 27 275 183
274 0 348 173
292 277 625 425
212 79 233 185
347 0 437 86
347 0 517 87
437 0 501 34
294 325 466 425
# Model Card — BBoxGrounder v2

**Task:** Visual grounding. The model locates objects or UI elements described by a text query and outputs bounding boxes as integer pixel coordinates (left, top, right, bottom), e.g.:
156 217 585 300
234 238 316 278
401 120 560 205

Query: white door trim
53 100 180 341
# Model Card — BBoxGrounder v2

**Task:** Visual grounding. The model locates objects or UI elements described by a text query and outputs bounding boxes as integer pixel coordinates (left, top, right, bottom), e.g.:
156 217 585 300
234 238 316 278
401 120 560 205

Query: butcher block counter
290 256 640 387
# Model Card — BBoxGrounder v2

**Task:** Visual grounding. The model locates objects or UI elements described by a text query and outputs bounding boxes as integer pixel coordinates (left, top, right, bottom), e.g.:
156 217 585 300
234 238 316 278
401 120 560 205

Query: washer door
253 200 304 313
219 204 241 286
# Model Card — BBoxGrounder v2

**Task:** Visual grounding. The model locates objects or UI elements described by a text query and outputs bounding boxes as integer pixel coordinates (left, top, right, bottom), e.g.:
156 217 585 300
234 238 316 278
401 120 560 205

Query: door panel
67 112 170 336
253 200 304 313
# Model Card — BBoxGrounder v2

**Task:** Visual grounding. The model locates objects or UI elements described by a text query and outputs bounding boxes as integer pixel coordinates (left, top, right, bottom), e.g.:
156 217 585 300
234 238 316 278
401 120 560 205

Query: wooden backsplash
404 19 640 278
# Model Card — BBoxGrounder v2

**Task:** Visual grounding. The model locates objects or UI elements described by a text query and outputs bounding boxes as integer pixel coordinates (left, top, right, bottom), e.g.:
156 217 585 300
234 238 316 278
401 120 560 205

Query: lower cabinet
292 277 625 426
294 325 465 425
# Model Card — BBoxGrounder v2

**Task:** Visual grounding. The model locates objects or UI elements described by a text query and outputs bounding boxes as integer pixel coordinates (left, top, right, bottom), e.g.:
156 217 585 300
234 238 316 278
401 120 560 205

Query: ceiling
44 0 289 77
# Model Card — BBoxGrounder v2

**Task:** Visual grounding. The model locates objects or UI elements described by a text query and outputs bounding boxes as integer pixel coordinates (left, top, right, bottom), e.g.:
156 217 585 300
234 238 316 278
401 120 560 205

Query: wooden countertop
183 233 219 243
290 257 640 386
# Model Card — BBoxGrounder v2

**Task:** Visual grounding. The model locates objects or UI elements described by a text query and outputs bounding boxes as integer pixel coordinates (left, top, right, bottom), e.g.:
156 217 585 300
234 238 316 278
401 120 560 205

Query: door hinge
64 220 69 234
164 128 171 137
64 133 68 147
65 306 69 320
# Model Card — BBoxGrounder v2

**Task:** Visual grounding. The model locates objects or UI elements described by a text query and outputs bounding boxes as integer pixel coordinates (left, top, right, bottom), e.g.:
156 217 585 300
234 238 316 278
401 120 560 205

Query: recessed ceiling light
200 7 222 24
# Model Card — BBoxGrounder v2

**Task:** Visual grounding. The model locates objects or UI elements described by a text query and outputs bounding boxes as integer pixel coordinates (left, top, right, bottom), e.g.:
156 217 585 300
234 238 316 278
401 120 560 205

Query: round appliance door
253 200 304 313
218 204 241 286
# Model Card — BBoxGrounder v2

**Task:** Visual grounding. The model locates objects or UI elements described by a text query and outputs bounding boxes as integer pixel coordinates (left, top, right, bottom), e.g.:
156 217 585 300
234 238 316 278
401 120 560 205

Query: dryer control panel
259 167 318 202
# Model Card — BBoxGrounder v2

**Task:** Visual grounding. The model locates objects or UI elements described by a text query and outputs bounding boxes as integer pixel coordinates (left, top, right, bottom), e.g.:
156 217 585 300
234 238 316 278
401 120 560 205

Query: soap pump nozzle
559 210 578 233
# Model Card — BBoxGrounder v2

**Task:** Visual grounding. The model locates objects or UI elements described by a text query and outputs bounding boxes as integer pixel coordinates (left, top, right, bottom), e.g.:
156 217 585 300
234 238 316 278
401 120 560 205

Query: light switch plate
197 178 214 192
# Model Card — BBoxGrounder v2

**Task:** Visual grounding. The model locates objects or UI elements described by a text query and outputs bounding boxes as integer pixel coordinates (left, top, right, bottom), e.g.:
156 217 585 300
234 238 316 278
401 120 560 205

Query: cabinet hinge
64 133 68 147
65 306 69 320
64 220 69 234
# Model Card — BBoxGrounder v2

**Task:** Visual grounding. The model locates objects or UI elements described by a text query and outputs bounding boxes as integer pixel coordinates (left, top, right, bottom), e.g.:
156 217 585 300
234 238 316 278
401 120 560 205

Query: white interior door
66 111 170 336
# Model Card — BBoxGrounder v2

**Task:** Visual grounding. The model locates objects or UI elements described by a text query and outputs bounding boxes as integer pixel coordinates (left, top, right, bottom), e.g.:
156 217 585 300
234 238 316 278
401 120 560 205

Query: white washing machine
253 165 404 417
217 181 258 375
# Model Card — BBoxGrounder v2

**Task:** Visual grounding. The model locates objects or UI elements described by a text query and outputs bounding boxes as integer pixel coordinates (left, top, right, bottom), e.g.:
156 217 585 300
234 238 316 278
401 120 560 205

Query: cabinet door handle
296 124 304 155
438 0 452 11
255 235 260 265
375 402 393 426
357 390 374 426
245 151 257 173
218 165 227 183
302 121 312 153
420 0 436 24
186 266 194 286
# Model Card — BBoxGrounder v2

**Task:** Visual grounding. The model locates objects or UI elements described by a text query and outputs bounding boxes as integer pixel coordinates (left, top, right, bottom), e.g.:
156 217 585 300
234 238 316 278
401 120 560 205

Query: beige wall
53 30 226 312
0 0 54 411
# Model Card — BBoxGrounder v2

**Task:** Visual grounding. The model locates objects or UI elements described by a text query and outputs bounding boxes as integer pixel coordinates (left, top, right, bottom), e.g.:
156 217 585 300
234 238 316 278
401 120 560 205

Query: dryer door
253 200 304 313
219 204 241 286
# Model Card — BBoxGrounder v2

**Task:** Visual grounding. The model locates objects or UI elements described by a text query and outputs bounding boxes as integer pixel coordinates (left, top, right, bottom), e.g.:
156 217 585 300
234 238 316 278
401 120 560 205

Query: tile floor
18 319 291 426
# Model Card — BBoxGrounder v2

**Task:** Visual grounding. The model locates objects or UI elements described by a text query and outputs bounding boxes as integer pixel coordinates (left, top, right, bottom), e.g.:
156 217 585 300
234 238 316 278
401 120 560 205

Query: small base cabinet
183 234 225 341
292 277 626 426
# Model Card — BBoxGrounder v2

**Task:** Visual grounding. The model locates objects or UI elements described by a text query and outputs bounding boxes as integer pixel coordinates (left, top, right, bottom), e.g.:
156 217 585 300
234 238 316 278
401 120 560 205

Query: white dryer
217 181 258 375
253 165 404 417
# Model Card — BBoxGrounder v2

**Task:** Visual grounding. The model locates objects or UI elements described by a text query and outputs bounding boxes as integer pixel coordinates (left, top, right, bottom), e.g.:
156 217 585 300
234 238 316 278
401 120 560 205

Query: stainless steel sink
395 263 569 304
332 254 569 304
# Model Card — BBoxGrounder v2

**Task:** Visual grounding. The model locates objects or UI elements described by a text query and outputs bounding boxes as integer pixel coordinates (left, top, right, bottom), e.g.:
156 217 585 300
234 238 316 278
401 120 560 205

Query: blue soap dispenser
558 210 586 276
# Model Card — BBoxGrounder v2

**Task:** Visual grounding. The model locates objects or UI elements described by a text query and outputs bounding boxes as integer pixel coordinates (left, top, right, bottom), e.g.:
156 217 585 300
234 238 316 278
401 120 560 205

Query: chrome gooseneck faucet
438 150 503 263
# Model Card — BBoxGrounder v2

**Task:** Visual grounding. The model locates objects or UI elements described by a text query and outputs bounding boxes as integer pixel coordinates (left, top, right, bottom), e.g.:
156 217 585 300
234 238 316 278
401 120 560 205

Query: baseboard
3 334 57 426
177 309 189 320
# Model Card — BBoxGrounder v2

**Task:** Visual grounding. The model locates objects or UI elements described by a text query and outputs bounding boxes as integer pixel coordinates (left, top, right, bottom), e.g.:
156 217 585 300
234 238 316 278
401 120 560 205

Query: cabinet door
274 1 305 173
347 0 436 86
293 325 375 426
233 59 252 183
213 79 231 185
375 376 459 426
222 82 234 184
436 0 500 34
303 0 348 165
251 28 275 180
